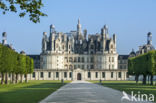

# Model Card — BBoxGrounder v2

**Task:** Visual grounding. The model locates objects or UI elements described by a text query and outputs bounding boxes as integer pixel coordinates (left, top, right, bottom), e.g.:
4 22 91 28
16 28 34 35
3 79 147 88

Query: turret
42 32 47 52
101 25 108 52
83 29 87 40
147 32 152 45
77 18 82 40
2 32 7 45
50 24 55 34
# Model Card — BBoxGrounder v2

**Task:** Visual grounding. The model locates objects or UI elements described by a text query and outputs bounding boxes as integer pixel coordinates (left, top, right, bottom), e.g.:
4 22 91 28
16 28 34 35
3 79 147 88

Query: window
56 72 59 78
112 65 114 69
82 65 84 69
69 65 73 69
124 65 126 69
102 72 105 78
112 57 114 62
111 72 113 78
82 57 84 62
120 65 122 69
88 72 91 78
78 65 80 68
95 72 98 78
74 65 77 69
78 57 80 62
69 57 72 62
74 57 77 62
91 65 94 69
90 57 94 63
69 72 72 78
87 65 89 69
64 72 67 78
40 72 43 78
33 72 35 78
109 57 111 62
118 72 121 78
48 72 51 78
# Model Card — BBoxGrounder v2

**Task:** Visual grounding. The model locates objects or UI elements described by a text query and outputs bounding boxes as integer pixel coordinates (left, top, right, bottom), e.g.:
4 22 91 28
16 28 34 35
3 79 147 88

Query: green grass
0 80 71 103
89 80 156 102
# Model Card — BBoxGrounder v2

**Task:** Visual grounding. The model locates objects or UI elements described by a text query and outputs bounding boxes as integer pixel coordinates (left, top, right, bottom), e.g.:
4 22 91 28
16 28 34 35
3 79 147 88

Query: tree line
128 50 156 85
0 44 34 84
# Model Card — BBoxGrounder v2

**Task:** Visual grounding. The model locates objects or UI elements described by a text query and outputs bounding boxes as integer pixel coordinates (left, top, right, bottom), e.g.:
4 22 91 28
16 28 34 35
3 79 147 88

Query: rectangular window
120 65 122 69
82 57 84 62
87 65 89 69
64 72 67 78
48 72 51 78
124 65 126 69
82 65 84 69
74 57 77 62
111 72 113 78
69 72 72 78
102 72 105 78
112 65 114 69
33 72 35 78
40 72 43 78
88 72 91 78
78 65 80 68
95 72 98 78
112 57 114 62
118 72 121 78
91 57 94 63
109 57 111 62
74 65 77 69
56 72 59 78
78 57 80 62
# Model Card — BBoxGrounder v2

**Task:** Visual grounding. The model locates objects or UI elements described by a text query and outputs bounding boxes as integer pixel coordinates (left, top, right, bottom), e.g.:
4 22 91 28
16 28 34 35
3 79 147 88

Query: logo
121 91 154 102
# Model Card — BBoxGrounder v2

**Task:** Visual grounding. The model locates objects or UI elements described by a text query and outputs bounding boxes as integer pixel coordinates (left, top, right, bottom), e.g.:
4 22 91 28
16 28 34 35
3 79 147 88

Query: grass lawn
89 80 156 102
0 80 71 103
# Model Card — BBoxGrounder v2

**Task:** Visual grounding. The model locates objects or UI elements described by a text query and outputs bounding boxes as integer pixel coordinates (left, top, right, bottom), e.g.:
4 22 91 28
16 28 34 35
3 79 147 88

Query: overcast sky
0 0 156 55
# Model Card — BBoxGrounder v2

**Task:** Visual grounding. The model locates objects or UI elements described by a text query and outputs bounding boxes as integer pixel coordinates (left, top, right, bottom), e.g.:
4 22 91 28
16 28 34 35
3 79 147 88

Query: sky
0 0 156 55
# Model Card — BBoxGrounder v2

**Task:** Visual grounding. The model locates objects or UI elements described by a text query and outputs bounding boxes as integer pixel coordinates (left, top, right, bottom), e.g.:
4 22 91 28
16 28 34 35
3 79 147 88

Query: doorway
77 73 81 80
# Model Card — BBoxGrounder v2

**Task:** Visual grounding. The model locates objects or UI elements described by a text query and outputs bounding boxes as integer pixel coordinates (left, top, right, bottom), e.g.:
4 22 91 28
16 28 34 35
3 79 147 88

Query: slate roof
118 55 129 59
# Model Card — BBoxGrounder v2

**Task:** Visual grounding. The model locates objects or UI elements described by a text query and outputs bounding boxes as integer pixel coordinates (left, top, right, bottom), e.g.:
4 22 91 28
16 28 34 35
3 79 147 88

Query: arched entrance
77 73 81 80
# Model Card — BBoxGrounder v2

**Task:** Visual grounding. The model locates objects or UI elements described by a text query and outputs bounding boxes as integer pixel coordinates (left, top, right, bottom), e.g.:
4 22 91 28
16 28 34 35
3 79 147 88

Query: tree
29 58 34 74
25 56 30 83
17 54 26 83
0 0 47 23
128 50 156 85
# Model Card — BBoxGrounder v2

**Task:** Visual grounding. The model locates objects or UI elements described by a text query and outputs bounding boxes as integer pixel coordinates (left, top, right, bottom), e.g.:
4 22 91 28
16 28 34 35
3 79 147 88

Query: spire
77 18 82 38
78 18 80 24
